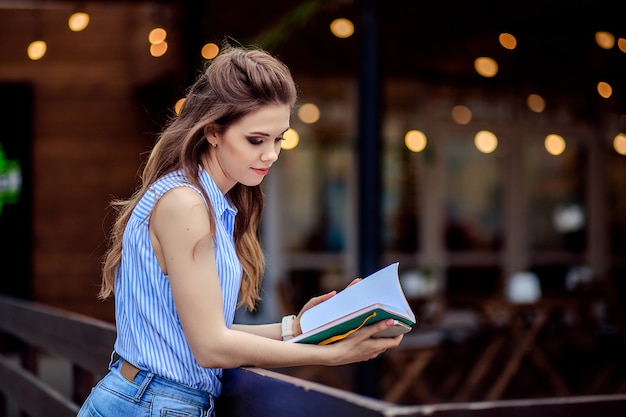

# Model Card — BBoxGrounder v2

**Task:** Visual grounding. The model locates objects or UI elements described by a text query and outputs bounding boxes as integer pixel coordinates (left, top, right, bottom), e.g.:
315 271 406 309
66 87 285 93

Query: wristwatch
281 314 296 341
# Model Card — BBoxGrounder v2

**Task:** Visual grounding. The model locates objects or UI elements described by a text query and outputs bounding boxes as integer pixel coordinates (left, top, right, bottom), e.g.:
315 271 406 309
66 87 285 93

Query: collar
197 166 238 218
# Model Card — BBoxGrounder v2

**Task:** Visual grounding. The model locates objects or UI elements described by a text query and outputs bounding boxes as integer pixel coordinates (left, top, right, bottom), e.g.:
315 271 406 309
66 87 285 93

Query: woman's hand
292 278 363 337
324 319 404 366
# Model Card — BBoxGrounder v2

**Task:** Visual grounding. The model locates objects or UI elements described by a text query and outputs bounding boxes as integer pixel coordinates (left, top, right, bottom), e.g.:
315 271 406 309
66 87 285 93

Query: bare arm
232 288 344 340
150 187 402 369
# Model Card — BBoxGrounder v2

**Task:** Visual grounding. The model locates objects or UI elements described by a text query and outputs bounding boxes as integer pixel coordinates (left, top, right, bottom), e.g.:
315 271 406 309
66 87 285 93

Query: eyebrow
248 128 290 137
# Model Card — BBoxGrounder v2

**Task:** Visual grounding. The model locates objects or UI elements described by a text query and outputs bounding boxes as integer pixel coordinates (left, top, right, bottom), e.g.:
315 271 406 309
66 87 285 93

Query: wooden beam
0 355 79 417
0 295 115 375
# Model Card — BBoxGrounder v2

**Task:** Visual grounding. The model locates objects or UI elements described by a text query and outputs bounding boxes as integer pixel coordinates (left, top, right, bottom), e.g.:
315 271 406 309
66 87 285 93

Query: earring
211 142 217 147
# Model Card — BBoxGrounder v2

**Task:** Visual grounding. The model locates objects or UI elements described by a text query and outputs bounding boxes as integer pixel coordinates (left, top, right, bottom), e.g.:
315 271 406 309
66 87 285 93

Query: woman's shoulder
158 186 205 211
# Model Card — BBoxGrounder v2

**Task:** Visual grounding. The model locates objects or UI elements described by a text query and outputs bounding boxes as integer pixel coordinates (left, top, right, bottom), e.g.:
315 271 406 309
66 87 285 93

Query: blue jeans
77 359 215 417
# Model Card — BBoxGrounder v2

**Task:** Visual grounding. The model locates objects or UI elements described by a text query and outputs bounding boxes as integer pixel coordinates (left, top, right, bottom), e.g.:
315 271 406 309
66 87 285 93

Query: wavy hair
99 46 298 311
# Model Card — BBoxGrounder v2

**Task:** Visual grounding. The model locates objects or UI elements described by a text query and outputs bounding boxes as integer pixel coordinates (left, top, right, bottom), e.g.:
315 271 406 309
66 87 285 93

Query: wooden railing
1 294 626 417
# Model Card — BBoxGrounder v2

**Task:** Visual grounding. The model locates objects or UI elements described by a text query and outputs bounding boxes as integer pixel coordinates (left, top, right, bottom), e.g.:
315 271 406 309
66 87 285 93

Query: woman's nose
261 144 280 162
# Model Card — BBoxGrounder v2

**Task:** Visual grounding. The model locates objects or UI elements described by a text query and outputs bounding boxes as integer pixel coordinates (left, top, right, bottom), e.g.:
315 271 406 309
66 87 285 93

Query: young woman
77 45 403 417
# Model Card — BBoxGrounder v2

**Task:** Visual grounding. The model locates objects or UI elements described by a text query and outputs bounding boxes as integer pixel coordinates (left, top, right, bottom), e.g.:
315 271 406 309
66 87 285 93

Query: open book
288 263 416 345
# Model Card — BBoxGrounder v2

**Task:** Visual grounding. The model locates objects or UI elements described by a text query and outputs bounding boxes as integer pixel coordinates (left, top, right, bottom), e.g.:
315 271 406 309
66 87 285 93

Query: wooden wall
0 3 186 321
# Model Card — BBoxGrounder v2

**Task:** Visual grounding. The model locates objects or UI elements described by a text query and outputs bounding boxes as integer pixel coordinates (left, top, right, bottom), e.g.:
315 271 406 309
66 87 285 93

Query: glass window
525 134 587 252
607 152 626 254
382 144 420 252
281 142 351 252
443 133 504 251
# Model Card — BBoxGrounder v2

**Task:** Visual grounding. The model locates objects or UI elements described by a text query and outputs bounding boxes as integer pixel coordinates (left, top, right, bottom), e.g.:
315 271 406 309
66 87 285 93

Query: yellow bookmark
318 312 378 345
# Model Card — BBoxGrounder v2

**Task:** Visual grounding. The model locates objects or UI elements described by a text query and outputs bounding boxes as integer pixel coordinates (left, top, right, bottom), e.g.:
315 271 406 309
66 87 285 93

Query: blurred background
0 0 625 406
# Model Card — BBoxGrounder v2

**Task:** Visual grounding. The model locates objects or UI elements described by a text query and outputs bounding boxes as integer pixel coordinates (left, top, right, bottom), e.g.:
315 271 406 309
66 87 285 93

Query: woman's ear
203 123 217 139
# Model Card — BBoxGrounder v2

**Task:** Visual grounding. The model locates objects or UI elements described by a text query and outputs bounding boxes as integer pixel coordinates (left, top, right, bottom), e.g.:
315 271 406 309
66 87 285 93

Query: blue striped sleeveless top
113 167 242 396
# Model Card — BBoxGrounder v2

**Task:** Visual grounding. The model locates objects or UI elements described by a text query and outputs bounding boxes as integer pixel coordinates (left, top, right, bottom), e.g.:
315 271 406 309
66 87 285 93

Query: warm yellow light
330 18 354 38
404 130 427 152
474 57 498 77
474 130 498 154
597 81 612 98
150 41 168 57
499 33 517 50
451 105 472 125
545 134 566 156
297 103 320 124
281 128 300 150
614 133 626 155
618 38 626 53
68 12 90 32
27 40 47 60
149 27 167 44
174 98 185 115
201 43 219 60
527 94 546 113
595 31 615 49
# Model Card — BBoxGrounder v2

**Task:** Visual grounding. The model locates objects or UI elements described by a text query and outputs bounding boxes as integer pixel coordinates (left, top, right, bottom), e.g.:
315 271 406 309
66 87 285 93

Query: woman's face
206 104 291 194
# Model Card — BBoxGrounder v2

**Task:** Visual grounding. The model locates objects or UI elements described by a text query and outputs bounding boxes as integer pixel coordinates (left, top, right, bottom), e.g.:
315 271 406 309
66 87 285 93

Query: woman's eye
248 137 263 145
275 137 285 143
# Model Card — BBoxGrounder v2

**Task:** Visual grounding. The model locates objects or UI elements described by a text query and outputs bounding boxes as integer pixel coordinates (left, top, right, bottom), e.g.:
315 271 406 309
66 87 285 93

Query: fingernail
386 319 394 326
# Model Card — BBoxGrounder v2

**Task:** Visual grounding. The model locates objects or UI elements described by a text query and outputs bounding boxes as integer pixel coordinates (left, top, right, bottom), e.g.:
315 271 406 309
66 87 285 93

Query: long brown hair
100 46 297 310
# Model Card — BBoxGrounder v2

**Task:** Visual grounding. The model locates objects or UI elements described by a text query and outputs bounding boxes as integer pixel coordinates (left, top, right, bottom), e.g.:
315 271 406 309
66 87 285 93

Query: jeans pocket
152 397 207 417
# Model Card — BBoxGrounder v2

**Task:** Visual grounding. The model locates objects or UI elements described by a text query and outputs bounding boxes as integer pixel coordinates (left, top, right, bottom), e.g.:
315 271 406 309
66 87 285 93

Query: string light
595 31 615 49
148 27 168 57
281 128 300 150
27 40 47 60
545 134 566 156
474 57 498 77
614 133 626 155
149 27 167 44
68 11 90 32
474 130 498 153
527 94 546 113
330 18 354 38
452 105 472 125
499 33 517 50
597 81 612 98
174 98 185 115
201 43 219 60
404 130 427 152
297 103 320 124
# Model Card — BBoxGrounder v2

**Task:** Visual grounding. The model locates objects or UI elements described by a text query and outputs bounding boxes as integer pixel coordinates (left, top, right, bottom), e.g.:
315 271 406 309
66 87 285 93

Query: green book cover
294 306 414 345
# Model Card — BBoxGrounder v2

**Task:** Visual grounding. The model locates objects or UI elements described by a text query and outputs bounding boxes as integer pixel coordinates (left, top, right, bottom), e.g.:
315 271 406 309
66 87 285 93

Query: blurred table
454 297 600 401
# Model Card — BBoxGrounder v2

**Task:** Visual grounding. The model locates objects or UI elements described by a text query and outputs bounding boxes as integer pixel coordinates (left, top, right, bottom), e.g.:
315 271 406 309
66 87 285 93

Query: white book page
299 263 415 333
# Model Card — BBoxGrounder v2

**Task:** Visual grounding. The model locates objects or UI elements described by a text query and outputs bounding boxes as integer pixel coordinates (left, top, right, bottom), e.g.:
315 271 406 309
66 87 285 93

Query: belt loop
134 372 154 402
108 350 117 369
205 395 215 417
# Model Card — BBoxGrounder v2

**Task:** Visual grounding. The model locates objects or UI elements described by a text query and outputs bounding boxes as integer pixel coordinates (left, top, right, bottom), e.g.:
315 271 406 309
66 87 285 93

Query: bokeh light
452 105 472 125
150 41 168 57
174 98 185 115
297 103 320 124
27 40 47 60
149 27 167 44
545 134 566 156
613 133 626 155
474 57 498 77
499 33 517 50
404 130 427 152
68 12 90 32
282 128 300 150
201 43 219 60
330 18 354 38
527 94 546 113
595 31 615 49
474 130 498 153
597 81 612 98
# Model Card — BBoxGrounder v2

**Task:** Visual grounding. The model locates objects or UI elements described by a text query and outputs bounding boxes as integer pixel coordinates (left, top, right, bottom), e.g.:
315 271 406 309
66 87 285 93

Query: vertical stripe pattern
113 167 241 396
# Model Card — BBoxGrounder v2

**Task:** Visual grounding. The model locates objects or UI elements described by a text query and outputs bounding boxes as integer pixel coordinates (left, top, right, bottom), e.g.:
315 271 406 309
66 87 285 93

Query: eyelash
248 137 284 145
